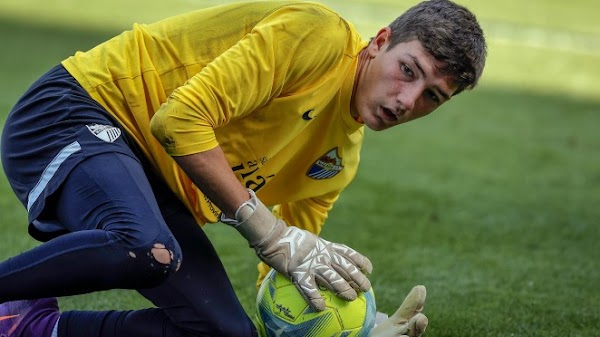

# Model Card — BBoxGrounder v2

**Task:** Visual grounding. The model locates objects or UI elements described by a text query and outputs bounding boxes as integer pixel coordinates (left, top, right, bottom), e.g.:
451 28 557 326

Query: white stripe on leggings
27 141 82 211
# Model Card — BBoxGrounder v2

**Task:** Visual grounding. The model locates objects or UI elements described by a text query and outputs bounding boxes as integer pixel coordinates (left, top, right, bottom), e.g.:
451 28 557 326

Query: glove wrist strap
220 189 282 246
220 189 258 227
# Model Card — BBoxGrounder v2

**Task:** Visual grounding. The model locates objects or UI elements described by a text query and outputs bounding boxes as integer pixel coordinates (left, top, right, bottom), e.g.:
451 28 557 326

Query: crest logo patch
87 124 122 143
307 147 344 180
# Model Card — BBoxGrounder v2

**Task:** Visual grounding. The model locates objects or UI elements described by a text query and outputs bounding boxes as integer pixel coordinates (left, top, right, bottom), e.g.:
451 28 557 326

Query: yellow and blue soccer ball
256 269 376 337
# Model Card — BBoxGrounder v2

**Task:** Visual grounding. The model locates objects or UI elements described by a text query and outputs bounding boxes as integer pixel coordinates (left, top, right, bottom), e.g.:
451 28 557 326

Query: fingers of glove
292 277 326 311
369 319 409 337
324 241 372 292
331 260 371 293
391 285 427 322
314 265 357 301
330 242 373 274
370 313 427 337
406 313 428 337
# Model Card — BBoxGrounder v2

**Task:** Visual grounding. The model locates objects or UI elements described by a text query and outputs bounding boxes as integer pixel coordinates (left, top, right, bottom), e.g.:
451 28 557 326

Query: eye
426 89 440 104
401 63 414 78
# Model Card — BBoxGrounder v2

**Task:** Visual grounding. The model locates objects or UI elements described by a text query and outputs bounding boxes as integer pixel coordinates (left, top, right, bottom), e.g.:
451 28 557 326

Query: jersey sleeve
150 5 352 156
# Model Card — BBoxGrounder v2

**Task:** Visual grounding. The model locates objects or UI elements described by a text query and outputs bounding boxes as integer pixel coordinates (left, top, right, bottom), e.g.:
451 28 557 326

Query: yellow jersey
62 1 368 236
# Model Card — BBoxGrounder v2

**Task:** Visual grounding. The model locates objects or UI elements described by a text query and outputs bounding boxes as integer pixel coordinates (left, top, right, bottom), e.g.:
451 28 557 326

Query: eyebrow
410 55 452 101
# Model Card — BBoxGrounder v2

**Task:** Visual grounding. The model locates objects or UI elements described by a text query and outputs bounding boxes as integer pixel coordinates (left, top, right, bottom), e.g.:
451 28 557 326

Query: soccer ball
256 269 376 337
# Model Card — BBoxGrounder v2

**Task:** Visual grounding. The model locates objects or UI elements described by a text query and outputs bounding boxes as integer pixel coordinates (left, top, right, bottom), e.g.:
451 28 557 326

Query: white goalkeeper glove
221 189 373 311
371 285 428 337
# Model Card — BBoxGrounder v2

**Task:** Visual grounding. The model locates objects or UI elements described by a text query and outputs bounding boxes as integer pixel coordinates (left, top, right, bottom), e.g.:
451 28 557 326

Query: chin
364 119 389 132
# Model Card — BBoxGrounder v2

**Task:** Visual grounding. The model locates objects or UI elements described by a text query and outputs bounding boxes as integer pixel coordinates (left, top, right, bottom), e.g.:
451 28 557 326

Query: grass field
0 0 599 336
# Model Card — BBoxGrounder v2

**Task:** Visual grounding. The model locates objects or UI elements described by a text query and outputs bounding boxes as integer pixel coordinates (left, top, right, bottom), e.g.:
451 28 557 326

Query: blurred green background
0 0 598 336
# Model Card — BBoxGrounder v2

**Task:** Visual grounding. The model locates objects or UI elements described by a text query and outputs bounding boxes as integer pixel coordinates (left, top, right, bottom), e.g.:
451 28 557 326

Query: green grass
0 1 599 336
339 89 600 336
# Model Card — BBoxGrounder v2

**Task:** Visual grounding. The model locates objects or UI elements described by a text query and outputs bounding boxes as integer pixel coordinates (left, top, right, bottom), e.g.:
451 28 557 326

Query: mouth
381 106 399 121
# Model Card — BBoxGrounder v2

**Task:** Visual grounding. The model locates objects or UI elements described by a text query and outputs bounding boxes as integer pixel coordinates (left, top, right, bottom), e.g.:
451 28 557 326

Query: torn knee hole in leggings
128 243 181 271
150 243 173 264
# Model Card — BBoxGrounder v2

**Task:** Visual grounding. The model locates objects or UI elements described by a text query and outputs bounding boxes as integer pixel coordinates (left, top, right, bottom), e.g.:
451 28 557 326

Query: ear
367 27 392 57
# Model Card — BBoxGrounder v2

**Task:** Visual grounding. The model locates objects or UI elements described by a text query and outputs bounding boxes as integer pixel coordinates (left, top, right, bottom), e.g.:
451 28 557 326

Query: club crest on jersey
86 124 122 143
307 148 344 180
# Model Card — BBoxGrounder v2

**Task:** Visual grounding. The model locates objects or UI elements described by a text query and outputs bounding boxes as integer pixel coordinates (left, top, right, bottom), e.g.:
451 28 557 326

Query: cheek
411 100 437 119
367 78 397 101
368 62 397 92
382 73 406 97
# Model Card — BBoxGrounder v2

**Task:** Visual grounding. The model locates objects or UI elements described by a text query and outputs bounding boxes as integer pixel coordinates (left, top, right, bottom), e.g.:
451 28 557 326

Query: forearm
172 146 249 218
172 146 371 312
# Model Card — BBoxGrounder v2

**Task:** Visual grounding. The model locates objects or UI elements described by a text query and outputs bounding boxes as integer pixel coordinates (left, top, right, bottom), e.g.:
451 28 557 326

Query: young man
0 0 486 336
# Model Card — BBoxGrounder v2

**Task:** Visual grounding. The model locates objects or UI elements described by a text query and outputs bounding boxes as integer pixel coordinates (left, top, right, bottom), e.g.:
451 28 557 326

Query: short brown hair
387 0 487 94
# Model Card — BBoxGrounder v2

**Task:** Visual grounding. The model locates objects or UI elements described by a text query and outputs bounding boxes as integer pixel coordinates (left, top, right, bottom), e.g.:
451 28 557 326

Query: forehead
387 40 458 95
386 40 438 69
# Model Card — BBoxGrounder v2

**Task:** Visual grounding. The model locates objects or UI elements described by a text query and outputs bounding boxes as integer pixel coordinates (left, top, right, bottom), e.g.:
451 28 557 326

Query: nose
395 85 420 112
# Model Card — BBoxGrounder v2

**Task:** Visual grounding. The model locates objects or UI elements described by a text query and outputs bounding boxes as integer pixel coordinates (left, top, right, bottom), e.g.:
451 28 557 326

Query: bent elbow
149 106 176 153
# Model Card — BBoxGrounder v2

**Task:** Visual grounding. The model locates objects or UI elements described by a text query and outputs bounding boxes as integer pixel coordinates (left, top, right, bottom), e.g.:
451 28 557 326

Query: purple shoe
0 298 59 337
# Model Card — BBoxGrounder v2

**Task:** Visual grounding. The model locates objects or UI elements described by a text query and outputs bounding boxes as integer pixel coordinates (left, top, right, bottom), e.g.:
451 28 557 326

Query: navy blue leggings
0 66 256 337
0 152 256 336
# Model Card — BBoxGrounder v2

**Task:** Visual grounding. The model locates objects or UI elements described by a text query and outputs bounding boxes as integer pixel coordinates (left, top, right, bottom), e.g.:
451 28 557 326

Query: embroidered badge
307 147 344 180
87 124 122 143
